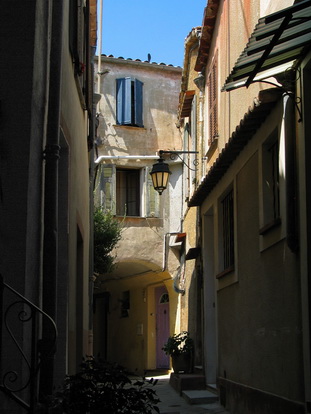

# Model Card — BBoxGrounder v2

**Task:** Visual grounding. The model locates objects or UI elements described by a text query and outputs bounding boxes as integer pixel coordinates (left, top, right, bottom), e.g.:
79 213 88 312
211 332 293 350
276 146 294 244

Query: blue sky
98 1 207 67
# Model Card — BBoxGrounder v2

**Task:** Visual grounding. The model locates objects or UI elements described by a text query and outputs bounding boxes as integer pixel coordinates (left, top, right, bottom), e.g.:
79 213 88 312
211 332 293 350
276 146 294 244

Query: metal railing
0 274 57 412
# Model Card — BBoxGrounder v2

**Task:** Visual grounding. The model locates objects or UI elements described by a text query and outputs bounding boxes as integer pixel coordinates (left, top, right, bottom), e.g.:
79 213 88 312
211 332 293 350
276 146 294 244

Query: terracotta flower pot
172 353 192 373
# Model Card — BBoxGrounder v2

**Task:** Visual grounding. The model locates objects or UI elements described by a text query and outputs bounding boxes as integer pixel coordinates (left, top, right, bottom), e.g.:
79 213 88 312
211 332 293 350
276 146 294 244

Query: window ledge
114 124 146 130
259 217 281 236
216 265 234 279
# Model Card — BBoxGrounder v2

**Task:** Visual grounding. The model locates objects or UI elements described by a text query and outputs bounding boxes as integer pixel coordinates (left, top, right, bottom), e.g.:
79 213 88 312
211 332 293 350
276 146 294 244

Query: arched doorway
155 286 170 369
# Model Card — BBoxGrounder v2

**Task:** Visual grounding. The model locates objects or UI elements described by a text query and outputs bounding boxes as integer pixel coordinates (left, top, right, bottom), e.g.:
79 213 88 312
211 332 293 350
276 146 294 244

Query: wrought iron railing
0 274 57 412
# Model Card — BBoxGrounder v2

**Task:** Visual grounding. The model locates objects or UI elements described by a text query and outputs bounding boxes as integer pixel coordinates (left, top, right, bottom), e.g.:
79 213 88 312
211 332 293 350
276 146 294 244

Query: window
121 290 130 318
183 123 190 200
95 164 159 218
159 293 169 303
260 130 280 234
116 78 143 127
69 0 87 93
207 55 218 147
218 188 234 275
116 169 140 216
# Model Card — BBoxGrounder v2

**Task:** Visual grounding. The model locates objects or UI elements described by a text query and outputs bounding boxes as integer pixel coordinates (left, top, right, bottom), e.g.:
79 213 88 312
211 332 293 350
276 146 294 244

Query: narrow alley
146 372 231 414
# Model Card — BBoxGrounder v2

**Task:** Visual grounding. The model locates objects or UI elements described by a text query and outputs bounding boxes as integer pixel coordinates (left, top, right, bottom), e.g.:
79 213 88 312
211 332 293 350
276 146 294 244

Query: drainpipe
97 0 103 94
89 52 101 355
95 155 160 163
39 0 64 401
283 93 298 252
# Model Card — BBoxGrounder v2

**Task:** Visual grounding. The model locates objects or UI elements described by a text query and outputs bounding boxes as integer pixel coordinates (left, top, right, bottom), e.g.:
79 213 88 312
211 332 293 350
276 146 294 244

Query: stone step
169 373 206 394
182 389 219 405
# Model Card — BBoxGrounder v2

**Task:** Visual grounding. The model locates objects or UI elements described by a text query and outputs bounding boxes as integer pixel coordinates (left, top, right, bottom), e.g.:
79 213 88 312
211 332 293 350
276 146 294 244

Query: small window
159 293 169 303
121 291 130 318
116 78 143 127
260 130 280 234
219 188 234 274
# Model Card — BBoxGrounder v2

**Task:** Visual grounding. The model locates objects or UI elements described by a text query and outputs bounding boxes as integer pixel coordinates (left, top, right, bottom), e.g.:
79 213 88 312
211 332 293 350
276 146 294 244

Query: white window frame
259 125 286 251
95 164 159 218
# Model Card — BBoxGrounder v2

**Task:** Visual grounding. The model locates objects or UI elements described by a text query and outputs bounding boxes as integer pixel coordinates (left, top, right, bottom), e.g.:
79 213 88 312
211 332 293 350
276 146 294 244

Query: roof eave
195 0 220 72
188 88 283 207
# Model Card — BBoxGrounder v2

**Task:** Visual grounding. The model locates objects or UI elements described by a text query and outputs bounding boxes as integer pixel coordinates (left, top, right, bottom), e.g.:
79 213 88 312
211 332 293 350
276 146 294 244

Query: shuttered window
95 164 159 218
207 55 218 146
190 95 197 195
116 169 140 216
222 189 234 270
116 78 144 127
260 130 280 234
183 124 190 199
69 0 87 90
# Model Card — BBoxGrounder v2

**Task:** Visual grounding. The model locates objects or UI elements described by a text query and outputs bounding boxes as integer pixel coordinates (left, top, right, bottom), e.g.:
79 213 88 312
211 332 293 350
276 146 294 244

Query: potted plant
162 331 194 374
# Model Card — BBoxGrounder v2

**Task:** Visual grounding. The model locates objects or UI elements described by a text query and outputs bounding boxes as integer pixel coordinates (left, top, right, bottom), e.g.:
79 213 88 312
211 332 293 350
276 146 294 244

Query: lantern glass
150 158 171 195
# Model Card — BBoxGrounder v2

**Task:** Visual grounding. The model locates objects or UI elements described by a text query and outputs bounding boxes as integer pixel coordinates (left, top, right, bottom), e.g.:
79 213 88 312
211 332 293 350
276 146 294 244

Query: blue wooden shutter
116 78 132 125
134 79 143 127
116 78 124 125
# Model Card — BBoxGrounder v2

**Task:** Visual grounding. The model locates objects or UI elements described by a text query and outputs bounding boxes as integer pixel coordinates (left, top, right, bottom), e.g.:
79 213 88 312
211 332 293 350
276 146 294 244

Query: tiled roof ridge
100 54 182 68
188 88 283 207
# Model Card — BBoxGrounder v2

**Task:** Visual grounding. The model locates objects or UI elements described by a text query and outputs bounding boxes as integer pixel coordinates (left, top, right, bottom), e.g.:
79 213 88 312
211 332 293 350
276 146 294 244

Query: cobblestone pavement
146 374 231 414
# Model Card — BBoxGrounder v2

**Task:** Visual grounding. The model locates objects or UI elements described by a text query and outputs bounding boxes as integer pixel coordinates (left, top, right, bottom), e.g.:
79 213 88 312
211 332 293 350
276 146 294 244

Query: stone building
93 55 184 374
0 1 97 411
177 0 311 413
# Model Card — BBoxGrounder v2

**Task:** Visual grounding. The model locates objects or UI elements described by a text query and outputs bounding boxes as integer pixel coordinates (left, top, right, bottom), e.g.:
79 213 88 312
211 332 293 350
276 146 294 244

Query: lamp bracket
159 150 199 171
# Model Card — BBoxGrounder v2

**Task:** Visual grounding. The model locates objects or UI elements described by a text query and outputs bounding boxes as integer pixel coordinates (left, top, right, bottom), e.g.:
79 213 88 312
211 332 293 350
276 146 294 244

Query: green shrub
94 208 122 275
162 331 194 356
49 357 160 413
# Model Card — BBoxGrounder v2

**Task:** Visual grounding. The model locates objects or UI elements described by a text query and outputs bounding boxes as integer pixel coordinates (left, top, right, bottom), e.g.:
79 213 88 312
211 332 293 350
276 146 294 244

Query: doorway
155 286 170 369
93 292 110 359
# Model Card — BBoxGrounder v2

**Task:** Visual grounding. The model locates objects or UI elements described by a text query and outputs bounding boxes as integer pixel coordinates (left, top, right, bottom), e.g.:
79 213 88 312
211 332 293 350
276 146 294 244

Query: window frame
216 184 236 280
258 126 286 251
218 187 235 275
116 168 140 217
95 164 160 218
120 290 130 318
69 0 88 99
259 129 281 234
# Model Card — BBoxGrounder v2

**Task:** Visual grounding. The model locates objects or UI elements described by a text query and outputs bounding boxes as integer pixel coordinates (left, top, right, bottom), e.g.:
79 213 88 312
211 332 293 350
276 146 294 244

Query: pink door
155 286 170 369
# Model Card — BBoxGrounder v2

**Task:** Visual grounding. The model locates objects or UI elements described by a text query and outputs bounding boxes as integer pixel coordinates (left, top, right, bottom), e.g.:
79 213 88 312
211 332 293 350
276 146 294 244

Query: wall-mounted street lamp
150 150 198 195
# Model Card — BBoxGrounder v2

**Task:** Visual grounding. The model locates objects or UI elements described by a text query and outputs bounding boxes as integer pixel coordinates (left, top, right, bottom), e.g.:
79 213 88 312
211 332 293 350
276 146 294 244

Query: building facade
0 1 97 412
93 55 184 375
178 0 311 413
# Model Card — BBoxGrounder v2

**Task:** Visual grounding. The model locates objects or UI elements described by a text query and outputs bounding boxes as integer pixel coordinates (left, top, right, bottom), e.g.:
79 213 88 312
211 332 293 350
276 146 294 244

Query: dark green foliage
49 357 160 413
94 208 122 274
162 331 194 356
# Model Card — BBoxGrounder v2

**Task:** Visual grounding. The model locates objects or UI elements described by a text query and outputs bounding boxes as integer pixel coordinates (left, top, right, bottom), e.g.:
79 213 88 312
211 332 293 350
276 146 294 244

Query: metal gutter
95 155 159 163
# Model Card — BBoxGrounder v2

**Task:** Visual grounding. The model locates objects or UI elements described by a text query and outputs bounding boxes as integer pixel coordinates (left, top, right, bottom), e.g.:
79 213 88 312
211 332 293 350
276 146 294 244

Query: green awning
222 0 311 91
